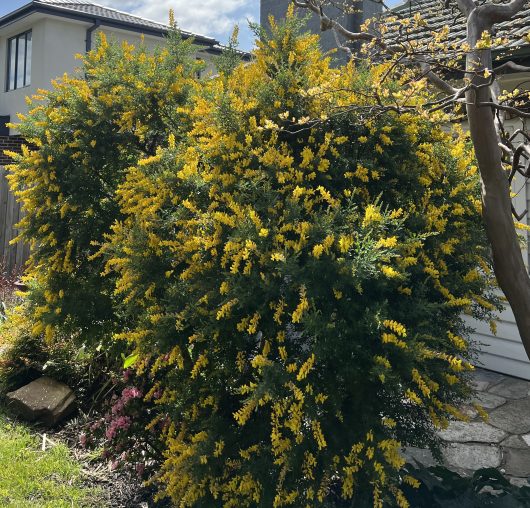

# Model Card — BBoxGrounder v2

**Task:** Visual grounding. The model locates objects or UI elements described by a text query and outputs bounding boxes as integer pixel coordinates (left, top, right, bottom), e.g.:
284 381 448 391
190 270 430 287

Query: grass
0 411 103 507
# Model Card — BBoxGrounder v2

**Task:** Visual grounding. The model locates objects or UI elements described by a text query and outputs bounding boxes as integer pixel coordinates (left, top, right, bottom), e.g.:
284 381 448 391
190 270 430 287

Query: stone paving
405 368 530 486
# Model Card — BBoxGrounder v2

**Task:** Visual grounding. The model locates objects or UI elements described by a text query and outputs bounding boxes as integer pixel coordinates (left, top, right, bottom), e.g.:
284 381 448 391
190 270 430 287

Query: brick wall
0 136 25 165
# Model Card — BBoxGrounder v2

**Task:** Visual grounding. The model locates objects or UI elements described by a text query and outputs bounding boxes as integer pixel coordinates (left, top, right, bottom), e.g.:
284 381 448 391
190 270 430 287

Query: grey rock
438 421 506 443
472 392 507 410
501 435 529 449
522 434 530 446
488 378 530 400
402 447 438 468
471 380 491 392
488 398 530 434
508 477 530 488
503 448 530 477
461 406 478 419
470 369 505 391
6 377 75 426
443 443 501 470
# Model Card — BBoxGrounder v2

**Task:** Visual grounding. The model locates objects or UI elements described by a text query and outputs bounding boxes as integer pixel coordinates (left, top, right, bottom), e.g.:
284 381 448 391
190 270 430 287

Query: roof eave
0 1 218 47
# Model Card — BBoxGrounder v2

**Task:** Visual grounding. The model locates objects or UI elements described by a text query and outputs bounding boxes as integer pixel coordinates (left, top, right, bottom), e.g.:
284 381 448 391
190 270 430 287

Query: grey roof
0 0 219 46
387 0 530 53
37 0 172 33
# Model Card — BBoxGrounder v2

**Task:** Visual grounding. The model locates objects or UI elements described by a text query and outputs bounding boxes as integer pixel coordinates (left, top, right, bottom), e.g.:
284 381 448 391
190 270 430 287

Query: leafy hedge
5 10 500 507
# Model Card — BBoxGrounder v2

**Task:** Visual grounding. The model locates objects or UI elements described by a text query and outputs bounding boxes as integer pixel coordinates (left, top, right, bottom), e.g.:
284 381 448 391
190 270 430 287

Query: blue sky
0 0 400 51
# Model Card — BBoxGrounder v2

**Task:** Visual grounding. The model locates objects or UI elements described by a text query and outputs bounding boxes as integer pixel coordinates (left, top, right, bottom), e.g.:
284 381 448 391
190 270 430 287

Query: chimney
259 0 383 64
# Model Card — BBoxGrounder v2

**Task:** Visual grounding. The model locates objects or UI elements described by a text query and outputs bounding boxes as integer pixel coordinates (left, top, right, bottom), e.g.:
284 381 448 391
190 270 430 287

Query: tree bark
465 3 530 359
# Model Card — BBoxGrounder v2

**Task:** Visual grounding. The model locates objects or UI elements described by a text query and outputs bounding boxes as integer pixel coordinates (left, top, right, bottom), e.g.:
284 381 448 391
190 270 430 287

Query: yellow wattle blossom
292 286 309 323
297 354 316 381
362 204 382 226
381 265 400 278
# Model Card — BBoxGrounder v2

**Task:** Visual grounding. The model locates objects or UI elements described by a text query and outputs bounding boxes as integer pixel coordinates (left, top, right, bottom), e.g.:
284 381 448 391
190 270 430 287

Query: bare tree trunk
464 1 530 359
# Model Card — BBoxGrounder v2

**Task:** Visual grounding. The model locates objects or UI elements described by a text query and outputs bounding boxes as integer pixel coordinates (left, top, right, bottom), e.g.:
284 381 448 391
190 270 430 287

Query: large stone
6 377 75 426
402 447 438 467
503 448 530 477
501 435 529 449
488 398 530 434
471 392 507 410
488 378 530 400
470 369 505 392
508 477 530 488
443 443 501 470
438 421 506 443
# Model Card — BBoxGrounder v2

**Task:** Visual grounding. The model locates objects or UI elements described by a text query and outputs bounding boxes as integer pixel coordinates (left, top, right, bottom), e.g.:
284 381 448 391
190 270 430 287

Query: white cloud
103 0 259 44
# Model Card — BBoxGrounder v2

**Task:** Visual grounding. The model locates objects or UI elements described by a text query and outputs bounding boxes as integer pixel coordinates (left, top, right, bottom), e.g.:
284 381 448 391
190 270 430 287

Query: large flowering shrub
6 28 200 343
7 11 498 507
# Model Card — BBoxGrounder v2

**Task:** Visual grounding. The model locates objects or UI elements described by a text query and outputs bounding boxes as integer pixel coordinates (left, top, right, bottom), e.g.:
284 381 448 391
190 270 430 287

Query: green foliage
5 10 501 508
99 14 498 507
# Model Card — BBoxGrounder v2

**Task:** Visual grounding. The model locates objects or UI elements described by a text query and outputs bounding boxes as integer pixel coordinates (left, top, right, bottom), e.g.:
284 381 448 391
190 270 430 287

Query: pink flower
115 416 131 429
111 399 124 415
105 416 132 440
122 386 143 402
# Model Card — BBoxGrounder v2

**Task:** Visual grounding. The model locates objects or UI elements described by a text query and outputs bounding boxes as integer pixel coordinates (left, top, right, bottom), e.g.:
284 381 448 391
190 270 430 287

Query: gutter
0 3 218 48
86 19 101 52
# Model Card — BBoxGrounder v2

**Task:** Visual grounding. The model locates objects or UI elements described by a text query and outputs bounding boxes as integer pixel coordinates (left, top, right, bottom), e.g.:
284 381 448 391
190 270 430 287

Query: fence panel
0 165 27 273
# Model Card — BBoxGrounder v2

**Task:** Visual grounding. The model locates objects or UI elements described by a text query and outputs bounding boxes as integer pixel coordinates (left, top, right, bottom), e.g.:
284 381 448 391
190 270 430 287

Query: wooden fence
0 165 29 274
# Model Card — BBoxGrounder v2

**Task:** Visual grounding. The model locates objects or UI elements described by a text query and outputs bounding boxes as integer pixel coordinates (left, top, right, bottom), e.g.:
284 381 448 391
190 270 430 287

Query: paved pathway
405 368 530 486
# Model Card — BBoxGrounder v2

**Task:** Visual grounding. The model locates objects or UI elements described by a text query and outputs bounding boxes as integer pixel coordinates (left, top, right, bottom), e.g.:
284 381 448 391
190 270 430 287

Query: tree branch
494 61 530 75
454 0 475 17
478 0 527 24
292 0 382 45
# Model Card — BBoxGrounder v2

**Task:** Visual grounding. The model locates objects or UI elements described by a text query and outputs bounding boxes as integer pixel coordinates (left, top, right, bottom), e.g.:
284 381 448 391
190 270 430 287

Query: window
7 30 32 91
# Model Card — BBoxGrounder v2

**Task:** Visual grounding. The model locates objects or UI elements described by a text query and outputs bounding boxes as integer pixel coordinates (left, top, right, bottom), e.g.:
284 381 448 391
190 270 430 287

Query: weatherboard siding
467 308 530 380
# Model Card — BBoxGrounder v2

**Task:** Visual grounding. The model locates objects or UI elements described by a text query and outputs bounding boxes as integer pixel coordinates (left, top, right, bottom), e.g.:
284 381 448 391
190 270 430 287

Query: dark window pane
16 35 25 89
25 32 31 86
8 38 16 91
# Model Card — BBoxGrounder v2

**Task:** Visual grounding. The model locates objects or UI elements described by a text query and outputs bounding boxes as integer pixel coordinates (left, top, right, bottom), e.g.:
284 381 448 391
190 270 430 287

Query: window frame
6 30 32 92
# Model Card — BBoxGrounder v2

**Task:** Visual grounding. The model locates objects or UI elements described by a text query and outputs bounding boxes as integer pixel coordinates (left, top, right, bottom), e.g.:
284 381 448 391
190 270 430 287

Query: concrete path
405 368 530 487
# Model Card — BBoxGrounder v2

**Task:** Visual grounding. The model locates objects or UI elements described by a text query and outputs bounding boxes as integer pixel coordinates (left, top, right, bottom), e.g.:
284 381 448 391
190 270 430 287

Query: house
260 0 530 380
0 0 234 272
